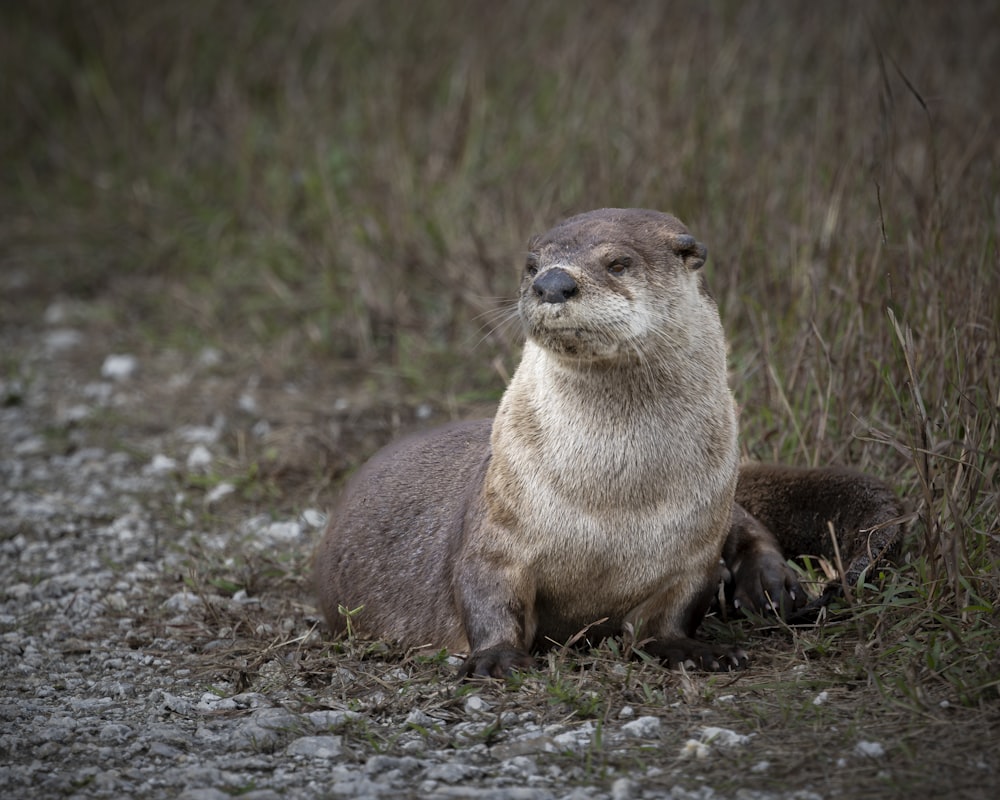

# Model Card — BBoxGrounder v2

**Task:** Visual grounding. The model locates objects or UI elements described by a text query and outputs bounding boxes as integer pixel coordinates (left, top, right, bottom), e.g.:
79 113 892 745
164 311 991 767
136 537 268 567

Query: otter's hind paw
730 549 806 620
459 645 535 680
643 637 748 672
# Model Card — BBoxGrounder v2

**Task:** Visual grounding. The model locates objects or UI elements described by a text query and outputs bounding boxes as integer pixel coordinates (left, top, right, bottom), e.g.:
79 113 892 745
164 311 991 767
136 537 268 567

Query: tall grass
2 0 998 697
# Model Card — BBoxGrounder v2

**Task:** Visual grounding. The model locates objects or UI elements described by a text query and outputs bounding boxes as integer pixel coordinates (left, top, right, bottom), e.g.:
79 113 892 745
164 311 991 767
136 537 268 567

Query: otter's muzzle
533 268 578 304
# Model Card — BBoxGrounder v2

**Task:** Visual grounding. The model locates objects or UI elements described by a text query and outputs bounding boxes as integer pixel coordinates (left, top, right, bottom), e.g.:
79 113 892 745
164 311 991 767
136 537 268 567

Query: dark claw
458 645 535 680
730 549 807 620
643 637 749 672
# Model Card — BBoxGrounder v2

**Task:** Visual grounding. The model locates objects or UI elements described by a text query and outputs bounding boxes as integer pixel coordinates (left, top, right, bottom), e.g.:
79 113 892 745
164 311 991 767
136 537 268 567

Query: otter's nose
533 268 578 304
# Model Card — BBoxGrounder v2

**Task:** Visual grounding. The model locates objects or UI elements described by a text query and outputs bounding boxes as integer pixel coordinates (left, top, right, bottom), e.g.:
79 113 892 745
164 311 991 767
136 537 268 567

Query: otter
314 208 903 677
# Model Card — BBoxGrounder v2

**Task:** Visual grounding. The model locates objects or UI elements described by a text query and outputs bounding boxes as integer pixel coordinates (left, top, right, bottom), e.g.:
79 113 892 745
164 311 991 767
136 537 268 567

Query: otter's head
519 208 710 362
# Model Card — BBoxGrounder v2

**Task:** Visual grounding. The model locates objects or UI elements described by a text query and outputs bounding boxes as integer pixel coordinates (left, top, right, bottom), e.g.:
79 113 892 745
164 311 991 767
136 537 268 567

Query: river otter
313 208 903 677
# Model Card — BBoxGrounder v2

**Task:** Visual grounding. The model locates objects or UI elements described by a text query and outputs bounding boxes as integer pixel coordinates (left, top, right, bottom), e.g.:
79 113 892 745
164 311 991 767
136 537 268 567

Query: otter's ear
668 233 708 271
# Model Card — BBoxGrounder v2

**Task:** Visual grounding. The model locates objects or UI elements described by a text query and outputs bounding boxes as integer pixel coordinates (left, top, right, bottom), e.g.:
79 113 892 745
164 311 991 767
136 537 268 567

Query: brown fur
730 463 903 616
313 208 903 677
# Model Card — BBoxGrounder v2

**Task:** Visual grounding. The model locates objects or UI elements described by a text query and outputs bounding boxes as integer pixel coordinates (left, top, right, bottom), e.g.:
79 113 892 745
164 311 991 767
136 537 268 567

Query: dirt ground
2 284 997 799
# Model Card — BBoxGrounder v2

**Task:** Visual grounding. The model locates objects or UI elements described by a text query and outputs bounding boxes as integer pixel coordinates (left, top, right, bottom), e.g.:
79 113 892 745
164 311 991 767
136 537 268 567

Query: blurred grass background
1 2 998 633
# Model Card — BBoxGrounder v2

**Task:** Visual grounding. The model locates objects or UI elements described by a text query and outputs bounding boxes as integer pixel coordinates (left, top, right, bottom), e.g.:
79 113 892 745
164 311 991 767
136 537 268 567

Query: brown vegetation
2 1 998 796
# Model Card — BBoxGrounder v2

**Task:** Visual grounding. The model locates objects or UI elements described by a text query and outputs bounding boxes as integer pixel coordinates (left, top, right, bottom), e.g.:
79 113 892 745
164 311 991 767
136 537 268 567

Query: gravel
0 315 870 799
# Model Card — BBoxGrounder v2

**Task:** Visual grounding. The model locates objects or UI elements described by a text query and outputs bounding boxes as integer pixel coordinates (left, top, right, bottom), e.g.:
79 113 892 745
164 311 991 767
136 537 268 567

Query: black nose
533 268 578 304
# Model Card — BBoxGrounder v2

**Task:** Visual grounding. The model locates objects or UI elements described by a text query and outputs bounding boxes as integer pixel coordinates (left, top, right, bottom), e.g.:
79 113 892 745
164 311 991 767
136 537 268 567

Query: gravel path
0 321 741 800
2 312 991 800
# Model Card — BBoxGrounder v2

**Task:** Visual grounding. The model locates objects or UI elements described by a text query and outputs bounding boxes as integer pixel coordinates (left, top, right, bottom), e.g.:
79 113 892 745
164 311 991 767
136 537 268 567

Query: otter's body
314 208 902 676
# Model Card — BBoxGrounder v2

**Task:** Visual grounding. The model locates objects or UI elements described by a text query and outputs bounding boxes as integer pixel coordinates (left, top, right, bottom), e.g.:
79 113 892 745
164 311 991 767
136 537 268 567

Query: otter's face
518 208 709 361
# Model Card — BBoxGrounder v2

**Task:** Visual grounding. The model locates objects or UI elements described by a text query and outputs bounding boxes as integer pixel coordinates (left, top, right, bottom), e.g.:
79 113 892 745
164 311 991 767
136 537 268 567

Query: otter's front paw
459 645 535 679
729 548 806 619
642 637 748 672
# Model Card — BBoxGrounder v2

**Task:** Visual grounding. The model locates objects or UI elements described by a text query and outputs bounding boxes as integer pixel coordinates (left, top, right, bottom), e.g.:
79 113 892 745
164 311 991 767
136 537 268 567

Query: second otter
314 208 902 677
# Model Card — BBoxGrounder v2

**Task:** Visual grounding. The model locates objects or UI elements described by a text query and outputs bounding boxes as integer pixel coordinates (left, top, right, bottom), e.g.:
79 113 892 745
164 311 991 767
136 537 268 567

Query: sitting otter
313 208 903 677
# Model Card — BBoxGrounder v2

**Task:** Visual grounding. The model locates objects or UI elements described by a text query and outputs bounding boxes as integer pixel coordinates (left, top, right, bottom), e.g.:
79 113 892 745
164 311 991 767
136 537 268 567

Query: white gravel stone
146 454 178 475
237 393 259 414
45 329 83 351
464 694 492 715
101 354 139 380
263 521 302 543
163 591 203 613
364 755 421 776
855 740 886 758
621 715 661 739
699 726 752 747
286 735 344 758
98 723 133 742
680 739 710 759
300 508 327 528
186 444 213 471
611 777 640 800
405 709 439 728
205 482 236 505
425 762 480 783
178 424 221 444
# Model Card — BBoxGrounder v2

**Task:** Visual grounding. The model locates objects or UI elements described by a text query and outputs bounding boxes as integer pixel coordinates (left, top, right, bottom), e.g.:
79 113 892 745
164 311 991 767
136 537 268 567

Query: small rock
464 694 492 715
186 445 213 471
286 735 343 758
101 354 139 380
621 716 661 739
611 777 639 800
813 690 829 705
499 755 538 777
680 739 710 759
163 591 203 613
232 693 270 709
13 436 45 456
237 393 259 414
855 740 886 758
160 692 195 716
232 707 302 751
263 521 302 543
43 302 69 324
405 709 439 729
178 424 221 444
197 347 223 367
176 790 231 800
195 693 238 712
45 329 83 351
146 454 178 475
205 482 235 505
306 709 359 729
552 722 595 749
97 723 132 743
230 589 260 608
364 754 421 776
301 508 327 528
700 726 751 747
425 762 479 784
58 403 91 423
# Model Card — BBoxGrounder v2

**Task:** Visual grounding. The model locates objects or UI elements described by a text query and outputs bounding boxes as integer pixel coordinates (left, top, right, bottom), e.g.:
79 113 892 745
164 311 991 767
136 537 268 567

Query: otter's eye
525 259 539 277
607 257 631 274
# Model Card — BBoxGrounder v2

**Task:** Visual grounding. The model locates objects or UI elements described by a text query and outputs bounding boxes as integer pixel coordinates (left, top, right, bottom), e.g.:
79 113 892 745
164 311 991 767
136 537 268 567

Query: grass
2 0 998 796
